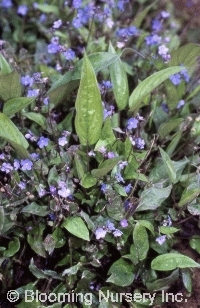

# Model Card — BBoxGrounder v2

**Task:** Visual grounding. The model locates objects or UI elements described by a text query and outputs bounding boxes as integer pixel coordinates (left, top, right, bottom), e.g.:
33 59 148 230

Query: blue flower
63 49 75 60
53 19 62 29
127 118 138 130
72 0 82 9
135 137 145 149
47 43 60 54
152 19 162 31
58 137 68 146
27 89 39 97
95 227 107 239
145 34 161 46
176 100 185 109
120 219 128 228
0 0 13 8
113 229 123 237
125 183 132 194
107 220 115 231
20 159 33 171
17 5 28 16
21 76 34 86
1 162 13 173
37 136 49 148
169 73 181 85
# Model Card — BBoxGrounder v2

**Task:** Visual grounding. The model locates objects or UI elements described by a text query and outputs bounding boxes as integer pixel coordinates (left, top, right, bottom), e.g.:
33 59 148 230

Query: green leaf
9 140 29 159
107 258 134 286
3 237 20 257
166 131 182 157
133 1 158 27
91 156 122 179
0 206 4 232
108 42 129 111
169 43 200 69
100 117 116 144
27 224 46 258
52 227 66 248
151 253 200 271
29 258 63 280
181 268 192 293
0 71 22 101
21 202 49 216
138 220 155 236
35 4 59 15
129 67 184 111
81 172 97 188
158 118 183 139
133 222 149 261
22 111 46 127
0 113 29 149
74 153 87 180
0 54 12 74
189 236 200 254
146 269 179 291
136 185 172 212
62 217 90 241
48 52 119 106
3 97 35 117
159 147 176 183
75 53 103 145
62 262 82 276
113 184 127 196
178 188 200 207
159 226 180 235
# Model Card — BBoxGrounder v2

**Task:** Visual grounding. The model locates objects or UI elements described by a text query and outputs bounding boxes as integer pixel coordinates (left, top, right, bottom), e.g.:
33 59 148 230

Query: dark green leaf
22 111 46 127
107 258 134 286
62 217 90 241
0 71 22 101
81 172 97 188
3 237 20 257
178 188 200 207
133 222 149 261
158 118 183 139
21 202 49 216
159 147 176 183
91 156 122 178
3 97 35 117
75 53 103 145
151 253 200 271
0 54 12 74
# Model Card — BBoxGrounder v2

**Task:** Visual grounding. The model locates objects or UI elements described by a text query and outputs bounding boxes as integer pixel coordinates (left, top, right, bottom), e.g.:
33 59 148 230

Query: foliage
0 0 200 307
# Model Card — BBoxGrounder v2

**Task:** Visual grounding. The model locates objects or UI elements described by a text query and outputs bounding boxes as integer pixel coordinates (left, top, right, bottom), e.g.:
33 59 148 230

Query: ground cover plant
1 0 200 307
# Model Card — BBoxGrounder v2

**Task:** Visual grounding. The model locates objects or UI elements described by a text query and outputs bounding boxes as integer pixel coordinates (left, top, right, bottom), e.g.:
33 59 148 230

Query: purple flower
101 183 108 193
27 89 39 97
1 0 12 8
57 181 71 198
158 45 169 56
115 172 125 183
17 5 28 16
107 152 116 159
176 100 185 109
145 34 162 45
169 73 181 85
127 118 138 130
161 11 170 18
30 153 40 160
72 0 82 9
38 187 47 197
135 137 145 149
152 19 162 31
53 19 62 29
107 221 115 231
127 26 138 36
49 185 57 195
58 137 68 146
102 80 112 89
1 162 13 173
156 235 167 245
14 159 20 170
21 159 33 171
63 49 75 60
37 136 49 148
21 76 34 86
0 154 5 160
95 227 107 239
113 229 123 237
180 68 190 82
120 219 128 228
117 0 129 11
47 43 60 54
18 181 26 190
125 183 132 194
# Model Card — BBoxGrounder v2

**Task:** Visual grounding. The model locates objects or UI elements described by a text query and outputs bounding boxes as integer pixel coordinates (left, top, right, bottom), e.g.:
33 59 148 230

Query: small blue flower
47 43 60 54
152 19 162 31
101 183 108 193
37 136 49 148
127 118 138 130
20 159 33 171
53 19 62 29
113 229 123 237
145 34 161 45
125 183 132 194
14 159 20 170
176 100 185 109
17 4 28 16
18 181 26 190
21 76 34 87
135 137 145 149
120 219 128 228
156 235 167 245
95 227 107 239
115 172 125 183
63 49 75 60
0 0 12 8
58 137 68 146
107 221 115 231
169 73 181 85
27 89 39 97
72 0 82 9
1 162 13 173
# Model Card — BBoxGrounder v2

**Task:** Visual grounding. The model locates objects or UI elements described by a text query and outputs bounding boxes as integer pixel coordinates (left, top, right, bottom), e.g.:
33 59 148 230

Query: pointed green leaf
29 258 63 280
22 111 46 127
136 185 172 212
35 4 59 14
0 54 12 74
107 258 134 287
9 140 29 158
178 188 200 207
146 269 179 291
62 217 90 241
0 206 4 232
159 226 180 235
48 52 119 106
109 42 129 110
159 147 176 183
129 66 184 111
151 253 200 271
158 118 183 139
133 0 158 27
81 172 97 188
169 43 200 68
0 71 22 101
3 237 20 257
75 53 103 145
3 97 35 117
21 202 49 216
0 113 29 149
91 156 122 178
133 222 149 261
100 117 116 144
